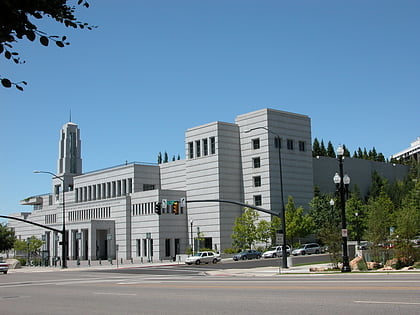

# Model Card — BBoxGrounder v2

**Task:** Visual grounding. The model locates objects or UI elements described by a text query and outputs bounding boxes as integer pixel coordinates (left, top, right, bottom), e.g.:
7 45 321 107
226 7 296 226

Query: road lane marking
355 301 420 305
93 292 137 296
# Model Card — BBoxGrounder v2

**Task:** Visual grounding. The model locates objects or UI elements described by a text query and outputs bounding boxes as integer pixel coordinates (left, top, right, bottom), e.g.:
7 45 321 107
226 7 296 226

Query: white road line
355 301 420 305
93 292 137 296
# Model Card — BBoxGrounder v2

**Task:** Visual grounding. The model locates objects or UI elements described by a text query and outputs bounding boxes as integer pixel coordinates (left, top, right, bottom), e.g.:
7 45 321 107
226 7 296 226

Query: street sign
276 233 284 244
342 229 348 237
180 197 186 207
162 199 167 208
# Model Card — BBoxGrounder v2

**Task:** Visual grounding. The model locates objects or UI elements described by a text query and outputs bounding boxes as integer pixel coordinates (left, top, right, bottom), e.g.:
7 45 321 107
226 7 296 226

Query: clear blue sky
1 0 419 219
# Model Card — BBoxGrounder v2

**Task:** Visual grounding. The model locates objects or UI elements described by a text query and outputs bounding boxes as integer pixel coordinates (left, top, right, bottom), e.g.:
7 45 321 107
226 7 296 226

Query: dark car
0 258 8 274
233 250 262 261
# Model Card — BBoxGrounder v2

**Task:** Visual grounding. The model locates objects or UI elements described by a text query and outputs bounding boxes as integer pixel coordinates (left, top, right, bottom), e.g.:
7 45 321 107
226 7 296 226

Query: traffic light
155 202 161 215
172 201 179 215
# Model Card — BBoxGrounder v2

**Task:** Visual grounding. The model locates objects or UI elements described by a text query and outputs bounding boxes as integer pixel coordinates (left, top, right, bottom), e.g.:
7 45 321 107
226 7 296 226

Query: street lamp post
333 145 351 272
355 212 361 247
245 127 287 269
190 220 194 254
34 170 67 269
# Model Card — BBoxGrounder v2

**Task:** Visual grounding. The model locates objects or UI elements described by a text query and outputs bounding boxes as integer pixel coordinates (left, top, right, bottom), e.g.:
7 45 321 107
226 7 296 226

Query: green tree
393 181 420 265
309 193 341 267
14 236 44 261
320 140 327 156
367 171 388 200
345 188 366 242
256 219 271 248
0 0 95 90
231 208 259 250
0 223 15 252
326 141 335 158
365 190 394 263
312 138 321 157
285 196 314 245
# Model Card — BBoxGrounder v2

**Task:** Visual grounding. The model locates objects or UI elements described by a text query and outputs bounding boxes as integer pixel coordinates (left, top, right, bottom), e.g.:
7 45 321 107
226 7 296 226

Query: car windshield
193 252 203 256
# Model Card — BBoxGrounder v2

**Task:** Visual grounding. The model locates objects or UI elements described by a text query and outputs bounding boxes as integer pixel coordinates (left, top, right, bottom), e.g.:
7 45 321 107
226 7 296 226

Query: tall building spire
57 122 82 176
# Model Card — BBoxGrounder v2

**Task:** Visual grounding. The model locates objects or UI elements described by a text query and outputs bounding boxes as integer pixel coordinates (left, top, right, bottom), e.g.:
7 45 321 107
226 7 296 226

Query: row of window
74 178 133 203
132 202 185 216
132 202 157 216
252 137 306 151
45 214 57 224
68 206 111 222
188 136 216 159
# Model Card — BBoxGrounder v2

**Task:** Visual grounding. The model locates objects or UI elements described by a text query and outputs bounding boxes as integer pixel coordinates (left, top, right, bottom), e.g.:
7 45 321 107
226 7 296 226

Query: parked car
185 251 220 265
262 245 291 258
0 258 8 274
233 250 262 261
292 243 321 256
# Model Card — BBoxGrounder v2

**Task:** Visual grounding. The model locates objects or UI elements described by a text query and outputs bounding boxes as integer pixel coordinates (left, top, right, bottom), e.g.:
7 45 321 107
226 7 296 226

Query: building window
143 184 155 191
299 141 305 152
254 195 262 206
253 176 261 187
188 142 194 159
253 157 261 168
203 139 208 156
165 239 171 257
143 239 147 256
210 137 216 154
136 239 141 256
252 138 260 150
195 140 201 157
287 139 294 150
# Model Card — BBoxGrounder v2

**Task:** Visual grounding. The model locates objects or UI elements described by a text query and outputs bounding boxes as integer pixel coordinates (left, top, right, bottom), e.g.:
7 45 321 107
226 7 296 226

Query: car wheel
301 251 306 255
212 258 218 264
242 256 247 260
272 253 277 258
257 255 261 259
195 260 201 265
3 271 7 274
315 250 319 254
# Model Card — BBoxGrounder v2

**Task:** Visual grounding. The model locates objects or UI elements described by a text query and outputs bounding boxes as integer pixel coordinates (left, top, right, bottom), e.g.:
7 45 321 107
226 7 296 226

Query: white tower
54 122 82 194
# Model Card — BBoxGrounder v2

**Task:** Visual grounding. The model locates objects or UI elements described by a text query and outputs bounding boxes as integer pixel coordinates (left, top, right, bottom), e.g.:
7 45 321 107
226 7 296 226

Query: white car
262 245 291 258
185 251 220 265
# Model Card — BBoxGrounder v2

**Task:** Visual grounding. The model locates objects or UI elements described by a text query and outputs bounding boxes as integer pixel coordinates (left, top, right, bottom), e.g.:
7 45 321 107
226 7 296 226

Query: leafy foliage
0 0 95 90
231 208 259 249
0 223 15 252
285 196 314 245
14 236 44 257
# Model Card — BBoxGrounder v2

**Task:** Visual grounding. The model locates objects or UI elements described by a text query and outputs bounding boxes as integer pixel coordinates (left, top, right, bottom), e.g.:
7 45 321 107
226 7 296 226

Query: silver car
262 245 291 258
185 251 220 265
292 243 321 256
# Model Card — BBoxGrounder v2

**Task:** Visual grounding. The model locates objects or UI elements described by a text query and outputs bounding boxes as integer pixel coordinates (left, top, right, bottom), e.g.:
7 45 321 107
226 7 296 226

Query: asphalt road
1 262 419 315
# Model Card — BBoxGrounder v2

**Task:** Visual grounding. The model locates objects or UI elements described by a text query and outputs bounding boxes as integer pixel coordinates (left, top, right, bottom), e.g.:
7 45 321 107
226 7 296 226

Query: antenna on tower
69 109 72 122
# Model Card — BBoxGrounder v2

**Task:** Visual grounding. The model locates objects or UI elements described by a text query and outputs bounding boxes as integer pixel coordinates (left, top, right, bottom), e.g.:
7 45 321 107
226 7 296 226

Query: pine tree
312 138 321 157
327 141 336 158
320 140 327 156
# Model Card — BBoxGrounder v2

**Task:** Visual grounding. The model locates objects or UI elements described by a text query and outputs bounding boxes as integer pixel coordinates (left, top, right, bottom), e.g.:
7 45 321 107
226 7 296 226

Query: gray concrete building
8 108 408 264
